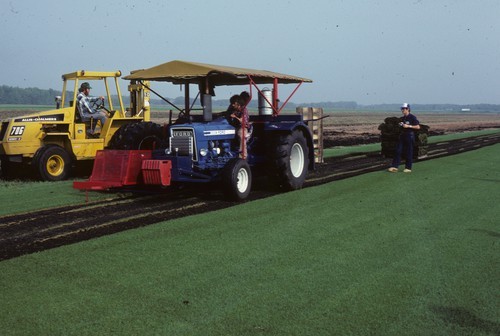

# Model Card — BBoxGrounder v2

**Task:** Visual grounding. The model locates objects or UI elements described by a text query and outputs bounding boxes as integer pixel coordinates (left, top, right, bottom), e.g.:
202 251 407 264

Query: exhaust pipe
202 94 212 122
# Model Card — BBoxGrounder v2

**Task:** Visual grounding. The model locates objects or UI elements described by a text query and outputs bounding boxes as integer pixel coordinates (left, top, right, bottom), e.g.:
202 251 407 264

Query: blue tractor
74 60 315 201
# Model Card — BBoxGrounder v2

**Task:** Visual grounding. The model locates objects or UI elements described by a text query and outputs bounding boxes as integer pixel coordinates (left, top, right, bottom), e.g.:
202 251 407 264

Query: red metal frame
235 75 304 159
247 75 304 116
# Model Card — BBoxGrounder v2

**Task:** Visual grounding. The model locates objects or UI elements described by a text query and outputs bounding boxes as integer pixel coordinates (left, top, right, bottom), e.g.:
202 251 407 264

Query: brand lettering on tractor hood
15 114 65 122
172 129 194 137
203 129 236 136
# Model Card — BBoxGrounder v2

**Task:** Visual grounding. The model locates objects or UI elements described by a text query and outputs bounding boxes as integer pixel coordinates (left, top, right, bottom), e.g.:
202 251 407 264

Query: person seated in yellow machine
76 82 108 136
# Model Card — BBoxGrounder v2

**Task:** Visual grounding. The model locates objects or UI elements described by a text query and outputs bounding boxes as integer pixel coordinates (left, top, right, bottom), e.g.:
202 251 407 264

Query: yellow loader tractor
0 70 160 181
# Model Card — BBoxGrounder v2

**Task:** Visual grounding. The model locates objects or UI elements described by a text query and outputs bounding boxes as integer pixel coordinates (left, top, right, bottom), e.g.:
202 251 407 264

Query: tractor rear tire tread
108 122 166 150
267 130 309 191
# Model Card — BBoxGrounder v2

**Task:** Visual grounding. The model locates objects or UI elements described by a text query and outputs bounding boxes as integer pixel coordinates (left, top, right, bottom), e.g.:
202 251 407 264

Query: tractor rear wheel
35 145 72 181
108 122 166 150
268 130 309 191
222 158 252 201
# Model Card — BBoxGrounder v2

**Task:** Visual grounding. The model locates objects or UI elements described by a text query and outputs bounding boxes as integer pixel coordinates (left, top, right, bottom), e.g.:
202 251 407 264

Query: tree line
0 85 62 105
1 85 499 112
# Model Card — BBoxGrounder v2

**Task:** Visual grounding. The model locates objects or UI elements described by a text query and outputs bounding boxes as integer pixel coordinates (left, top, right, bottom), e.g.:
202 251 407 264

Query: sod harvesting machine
0 70 154 180
73 60 315 200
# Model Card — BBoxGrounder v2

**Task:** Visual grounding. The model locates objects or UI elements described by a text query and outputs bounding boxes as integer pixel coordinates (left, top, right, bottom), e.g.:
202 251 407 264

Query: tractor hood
124 60 312 86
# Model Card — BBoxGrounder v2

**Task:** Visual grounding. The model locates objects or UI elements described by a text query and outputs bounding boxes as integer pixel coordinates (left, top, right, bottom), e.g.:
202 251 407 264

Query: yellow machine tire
34 145 72 181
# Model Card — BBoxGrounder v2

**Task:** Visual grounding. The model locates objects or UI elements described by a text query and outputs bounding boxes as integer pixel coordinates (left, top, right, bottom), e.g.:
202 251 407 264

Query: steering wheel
91 98 110 114
176 110 190 123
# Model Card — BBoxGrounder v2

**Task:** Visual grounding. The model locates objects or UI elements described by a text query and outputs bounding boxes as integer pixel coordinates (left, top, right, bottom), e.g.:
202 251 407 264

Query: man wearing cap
388 103 420 173
76 82 107 135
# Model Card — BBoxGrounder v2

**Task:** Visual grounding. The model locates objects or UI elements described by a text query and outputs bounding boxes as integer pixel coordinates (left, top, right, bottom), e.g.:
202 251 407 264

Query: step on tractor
74 60 316 201
0 70 154 180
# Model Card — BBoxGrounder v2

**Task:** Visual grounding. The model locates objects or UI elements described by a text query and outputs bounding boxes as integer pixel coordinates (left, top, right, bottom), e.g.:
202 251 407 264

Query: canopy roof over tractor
124 60 312 86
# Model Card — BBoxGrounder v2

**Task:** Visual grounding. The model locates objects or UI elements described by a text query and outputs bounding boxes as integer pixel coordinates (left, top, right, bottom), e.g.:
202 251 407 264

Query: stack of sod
378 116 429 158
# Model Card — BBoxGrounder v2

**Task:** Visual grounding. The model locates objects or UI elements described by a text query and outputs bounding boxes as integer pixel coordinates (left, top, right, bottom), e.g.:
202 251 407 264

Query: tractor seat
75 106 97 137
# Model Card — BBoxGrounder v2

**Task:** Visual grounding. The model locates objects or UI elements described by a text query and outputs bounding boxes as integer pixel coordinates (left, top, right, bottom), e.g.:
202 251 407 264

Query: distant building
461 108 471 112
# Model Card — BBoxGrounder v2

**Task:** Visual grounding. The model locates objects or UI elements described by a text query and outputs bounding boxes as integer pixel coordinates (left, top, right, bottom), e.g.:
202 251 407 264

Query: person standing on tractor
228 93 252 158
388 103 420 173
239 91 252 158
76 82 107 135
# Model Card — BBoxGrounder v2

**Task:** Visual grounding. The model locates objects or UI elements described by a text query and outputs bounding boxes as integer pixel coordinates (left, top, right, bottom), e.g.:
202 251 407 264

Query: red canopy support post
273 78 279 116
247 75 305 116
277 81 303 115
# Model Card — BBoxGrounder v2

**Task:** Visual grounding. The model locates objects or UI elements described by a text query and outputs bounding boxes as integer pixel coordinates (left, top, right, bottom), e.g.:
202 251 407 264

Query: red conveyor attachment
73 150 153 190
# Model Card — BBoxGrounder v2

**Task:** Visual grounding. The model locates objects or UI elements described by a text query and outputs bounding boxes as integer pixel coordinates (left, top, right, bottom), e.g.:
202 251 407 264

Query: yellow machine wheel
35 145 72 181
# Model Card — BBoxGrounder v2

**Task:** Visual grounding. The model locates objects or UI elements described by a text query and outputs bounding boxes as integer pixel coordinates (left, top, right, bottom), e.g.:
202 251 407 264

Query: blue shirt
401 113 419 134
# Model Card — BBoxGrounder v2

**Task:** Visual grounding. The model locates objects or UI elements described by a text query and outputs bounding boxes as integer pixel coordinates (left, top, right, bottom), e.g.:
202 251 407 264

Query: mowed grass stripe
0 145 499 335
0 180 129 217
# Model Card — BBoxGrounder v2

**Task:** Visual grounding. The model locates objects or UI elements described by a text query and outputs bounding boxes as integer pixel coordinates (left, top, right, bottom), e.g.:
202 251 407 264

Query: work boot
86 129 100 139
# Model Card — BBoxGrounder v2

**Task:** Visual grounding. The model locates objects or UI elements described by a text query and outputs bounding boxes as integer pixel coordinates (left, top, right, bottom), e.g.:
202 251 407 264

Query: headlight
199 148 208 156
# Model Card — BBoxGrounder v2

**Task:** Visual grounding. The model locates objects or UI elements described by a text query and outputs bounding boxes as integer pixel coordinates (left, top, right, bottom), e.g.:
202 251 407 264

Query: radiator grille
170 136 193 156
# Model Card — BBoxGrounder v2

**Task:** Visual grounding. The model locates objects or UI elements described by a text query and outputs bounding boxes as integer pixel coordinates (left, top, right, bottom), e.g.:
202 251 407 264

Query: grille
170 136 193 157
170 128 196 160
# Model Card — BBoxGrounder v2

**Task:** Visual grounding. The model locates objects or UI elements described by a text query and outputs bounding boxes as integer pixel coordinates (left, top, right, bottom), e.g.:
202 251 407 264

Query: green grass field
0 141 498 335
0 104 53 111
0 180 125 216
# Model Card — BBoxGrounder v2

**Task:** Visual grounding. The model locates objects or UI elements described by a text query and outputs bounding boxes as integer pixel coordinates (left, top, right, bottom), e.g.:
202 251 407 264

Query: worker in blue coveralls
388 103 420 173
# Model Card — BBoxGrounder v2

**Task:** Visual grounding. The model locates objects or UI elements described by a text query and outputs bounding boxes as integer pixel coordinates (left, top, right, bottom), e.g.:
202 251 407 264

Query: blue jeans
392 132 415 169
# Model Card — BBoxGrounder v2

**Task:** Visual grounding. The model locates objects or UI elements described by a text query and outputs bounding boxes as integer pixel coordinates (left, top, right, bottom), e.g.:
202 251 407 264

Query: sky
1 0 499 105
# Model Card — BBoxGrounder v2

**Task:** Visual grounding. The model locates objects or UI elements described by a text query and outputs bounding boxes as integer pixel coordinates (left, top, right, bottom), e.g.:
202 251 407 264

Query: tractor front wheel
35 145 72 181
222 158 252 201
